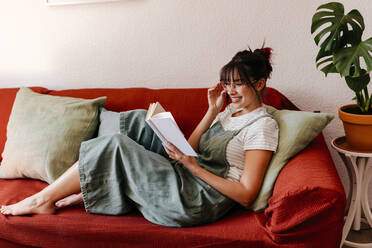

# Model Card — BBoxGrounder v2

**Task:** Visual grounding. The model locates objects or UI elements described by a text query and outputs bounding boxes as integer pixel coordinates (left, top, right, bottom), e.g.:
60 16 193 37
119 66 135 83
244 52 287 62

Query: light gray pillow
98 108 120 136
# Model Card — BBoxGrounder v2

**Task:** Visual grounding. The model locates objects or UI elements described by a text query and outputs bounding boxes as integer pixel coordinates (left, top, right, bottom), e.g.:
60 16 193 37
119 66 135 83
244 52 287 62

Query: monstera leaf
315 47 337 76
311 2 364 51
311 2 365 76
334 38 372 77
315 31 366 76
345 69 370 92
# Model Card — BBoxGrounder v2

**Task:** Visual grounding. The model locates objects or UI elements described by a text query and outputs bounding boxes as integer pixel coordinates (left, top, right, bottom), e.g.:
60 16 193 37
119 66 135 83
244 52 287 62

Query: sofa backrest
0 87 50 162
0 87 297 162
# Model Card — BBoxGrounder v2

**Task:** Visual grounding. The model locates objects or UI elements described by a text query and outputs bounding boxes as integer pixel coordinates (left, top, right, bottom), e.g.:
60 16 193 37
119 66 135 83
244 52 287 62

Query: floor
342 221 372 248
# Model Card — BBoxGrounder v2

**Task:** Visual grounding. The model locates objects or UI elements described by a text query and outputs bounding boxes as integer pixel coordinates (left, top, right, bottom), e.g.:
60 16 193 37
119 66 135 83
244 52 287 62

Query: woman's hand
207 82 226 114
163 142 199 172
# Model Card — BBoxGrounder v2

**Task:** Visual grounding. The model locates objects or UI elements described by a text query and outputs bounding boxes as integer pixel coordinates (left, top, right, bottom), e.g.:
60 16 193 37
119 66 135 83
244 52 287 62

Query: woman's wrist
207 107 219 117
185 160 201 175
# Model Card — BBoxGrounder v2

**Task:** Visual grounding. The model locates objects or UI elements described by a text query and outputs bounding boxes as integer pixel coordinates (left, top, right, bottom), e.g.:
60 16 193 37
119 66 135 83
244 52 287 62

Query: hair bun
261 47 272 61
232 50 251 63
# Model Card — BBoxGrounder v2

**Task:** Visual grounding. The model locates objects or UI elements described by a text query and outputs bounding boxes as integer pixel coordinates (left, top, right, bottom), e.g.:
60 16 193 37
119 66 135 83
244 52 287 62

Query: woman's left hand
163 142 199 171
207 82 226 114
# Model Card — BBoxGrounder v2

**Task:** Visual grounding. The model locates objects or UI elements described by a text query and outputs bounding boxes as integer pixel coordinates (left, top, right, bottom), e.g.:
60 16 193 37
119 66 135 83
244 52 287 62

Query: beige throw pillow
0 88 106 183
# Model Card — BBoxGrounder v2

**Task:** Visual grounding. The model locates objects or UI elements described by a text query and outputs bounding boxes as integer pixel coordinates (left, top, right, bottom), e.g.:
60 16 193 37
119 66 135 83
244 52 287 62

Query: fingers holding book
163 142 198 169
163 142 182 160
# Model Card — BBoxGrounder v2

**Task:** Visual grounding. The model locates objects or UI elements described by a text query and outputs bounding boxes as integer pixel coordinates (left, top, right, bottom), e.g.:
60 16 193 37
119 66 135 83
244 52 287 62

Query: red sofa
0 86 346 248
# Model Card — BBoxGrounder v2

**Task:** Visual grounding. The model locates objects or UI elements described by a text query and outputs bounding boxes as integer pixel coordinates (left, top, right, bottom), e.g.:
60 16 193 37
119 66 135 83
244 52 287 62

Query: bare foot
55 193 83 209
0 194 55 216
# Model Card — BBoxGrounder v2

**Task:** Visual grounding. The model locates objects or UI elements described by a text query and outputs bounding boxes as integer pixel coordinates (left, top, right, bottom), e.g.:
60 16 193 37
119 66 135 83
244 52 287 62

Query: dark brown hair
220 47 272 83
220 47 273 102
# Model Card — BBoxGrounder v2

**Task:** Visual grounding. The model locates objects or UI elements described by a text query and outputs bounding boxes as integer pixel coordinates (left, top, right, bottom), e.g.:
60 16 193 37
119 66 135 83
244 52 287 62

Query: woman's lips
231 96 241 103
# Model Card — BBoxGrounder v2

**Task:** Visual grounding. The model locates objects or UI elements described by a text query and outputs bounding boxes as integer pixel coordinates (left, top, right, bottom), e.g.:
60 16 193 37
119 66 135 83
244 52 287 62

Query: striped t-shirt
211 104 279 182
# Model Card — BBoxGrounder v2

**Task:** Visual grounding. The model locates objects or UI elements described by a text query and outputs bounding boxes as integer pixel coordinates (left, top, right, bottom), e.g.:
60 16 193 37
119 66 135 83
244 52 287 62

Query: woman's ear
254 78 266 91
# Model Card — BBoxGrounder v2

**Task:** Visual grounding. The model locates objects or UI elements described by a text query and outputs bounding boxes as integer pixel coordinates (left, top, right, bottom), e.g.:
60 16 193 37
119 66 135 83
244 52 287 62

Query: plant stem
356 92 364 112
364 87 369 101
363 87 371 112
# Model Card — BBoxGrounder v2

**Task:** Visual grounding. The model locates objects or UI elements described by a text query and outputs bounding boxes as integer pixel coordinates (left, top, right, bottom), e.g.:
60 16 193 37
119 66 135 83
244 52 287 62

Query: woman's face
222 69 262 112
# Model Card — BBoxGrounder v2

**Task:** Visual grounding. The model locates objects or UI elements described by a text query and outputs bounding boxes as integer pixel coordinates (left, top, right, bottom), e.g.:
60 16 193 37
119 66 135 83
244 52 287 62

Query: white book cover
145 102 197 157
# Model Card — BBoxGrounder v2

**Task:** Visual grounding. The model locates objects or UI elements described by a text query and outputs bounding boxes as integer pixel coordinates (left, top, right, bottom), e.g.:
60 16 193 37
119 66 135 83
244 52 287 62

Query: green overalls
78 109 271 227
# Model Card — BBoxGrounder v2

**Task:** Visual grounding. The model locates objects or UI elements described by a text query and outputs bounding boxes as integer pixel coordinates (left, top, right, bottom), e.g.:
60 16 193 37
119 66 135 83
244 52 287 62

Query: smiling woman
219 48 273 115
45 0 121 6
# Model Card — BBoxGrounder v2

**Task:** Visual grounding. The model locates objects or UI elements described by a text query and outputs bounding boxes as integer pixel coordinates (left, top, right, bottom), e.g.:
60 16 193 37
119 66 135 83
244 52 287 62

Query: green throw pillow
249 105 334 212
0 88 106 183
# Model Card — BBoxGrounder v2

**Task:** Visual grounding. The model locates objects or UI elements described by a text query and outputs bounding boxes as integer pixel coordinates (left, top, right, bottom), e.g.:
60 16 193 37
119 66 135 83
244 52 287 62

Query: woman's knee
108 133 139 150
109 133 127 145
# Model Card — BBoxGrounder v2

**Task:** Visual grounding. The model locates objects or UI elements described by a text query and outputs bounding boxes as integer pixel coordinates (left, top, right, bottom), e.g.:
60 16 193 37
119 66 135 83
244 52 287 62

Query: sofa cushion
0 176 267 247
0 87 49 162
0 88 106 183
98 108 120 136
249 106 334 211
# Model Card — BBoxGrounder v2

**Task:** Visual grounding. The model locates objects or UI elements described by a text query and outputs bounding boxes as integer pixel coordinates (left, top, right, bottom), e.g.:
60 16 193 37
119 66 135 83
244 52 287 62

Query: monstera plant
311 2 372 150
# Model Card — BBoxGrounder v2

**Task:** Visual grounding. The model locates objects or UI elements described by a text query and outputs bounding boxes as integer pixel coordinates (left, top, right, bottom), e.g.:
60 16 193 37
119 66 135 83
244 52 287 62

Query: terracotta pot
338 104 372 151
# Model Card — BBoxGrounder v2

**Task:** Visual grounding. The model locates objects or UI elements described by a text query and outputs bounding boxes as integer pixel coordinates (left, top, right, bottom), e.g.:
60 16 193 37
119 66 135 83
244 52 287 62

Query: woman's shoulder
240 108 279 150
255 115 278 130
244 106 278 132
255 108 278 128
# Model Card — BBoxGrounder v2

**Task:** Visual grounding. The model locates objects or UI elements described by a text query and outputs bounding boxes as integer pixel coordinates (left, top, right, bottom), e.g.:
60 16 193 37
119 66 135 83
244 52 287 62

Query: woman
1 47 278 227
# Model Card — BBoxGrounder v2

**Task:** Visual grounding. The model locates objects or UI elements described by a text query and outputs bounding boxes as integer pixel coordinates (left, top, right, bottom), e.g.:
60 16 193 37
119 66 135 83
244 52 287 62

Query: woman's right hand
207 82 226 114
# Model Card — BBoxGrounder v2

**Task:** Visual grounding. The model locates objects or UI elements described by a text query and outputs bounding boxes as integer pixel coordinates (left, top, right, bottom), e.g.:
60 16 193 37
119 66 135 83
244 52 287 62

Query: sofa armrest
263 134 346 245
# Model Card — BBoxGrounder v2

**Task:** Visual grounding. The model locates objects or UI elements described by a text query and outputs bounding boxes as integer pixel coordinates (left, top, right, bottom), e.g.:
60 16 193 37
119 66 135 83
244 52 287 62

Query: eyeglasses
222 80 256 89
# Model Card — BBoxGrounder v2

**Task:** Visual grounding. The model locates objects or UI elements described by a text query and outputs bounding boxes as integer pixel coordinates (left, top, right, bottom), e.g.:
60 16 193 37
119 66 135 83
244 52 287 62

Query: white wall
1 0 372 202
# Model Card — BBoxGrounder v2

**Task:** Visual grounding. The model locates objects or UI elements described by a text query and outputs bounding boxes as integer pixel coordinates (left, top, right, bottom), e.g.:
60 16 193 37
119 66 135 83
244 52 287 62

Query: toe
55 201 63 208
1 206 9 215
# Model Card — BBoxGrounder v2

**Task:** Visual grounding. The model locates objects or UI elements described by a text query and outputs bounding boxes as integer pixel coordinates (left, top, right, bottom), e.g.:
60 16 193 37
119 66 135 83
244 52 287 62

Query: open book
145 102 197 157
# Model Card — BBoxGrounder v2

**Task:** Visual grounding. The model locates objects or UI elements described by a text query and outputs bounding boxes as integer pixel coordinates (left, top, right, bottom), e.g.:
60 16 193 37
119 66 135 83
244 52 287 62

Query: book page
152 102 166 116
152 112 176 123
145 103 154 120
146 102 166 120
149 102 165 117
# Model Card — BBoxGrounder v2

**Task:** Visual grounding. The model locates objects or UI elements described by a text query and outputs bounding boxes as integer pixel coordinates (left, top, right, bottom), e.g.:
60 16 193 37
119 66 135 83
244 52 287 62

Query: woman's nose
228 85 237 92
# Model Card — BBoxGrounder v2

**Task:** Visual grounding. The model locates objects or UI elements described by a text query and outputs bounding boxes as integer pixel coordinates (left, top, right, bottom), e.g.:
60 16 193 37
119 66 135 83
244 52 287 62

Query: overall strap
234 114 273 136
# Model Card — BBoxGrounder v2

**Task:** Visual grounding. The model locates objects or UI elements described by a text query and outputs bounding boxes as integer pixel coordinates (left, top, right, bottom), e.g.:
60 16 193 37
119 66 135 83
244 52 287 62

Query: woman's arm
164 143 272 207
187 109 217 152
188 83 226 152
